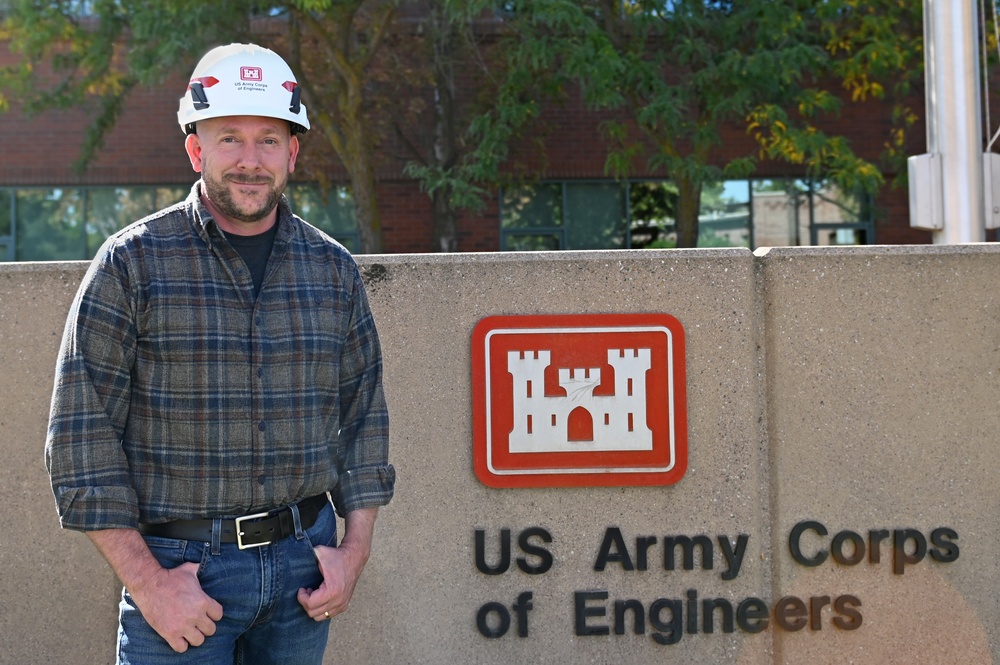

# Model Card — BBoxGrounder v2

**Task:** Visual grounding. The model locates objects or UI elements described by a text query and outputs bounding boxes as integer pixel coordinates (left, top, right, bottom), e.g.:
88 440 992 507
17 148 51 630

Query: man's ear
288 135 300 174
184 133 204 173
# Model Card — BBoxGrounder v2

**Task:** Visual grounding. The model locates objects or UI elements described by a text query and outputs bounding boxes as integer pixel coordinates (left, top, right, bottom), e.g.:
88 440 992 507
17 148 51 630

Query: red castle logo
240 66 263 81
472 313 687 488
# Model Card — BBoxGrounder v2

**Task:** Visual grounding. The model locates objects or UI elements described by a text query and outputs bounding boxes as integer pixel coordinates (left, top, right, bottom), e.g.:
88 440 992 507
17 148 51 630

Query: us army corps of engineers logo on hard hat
472 313 687 488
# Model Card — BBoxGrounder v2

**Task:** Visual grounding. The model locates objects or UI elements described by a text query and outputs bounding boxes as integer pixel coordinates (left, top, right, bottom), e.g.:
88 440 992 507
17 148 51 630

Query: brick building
0 17 946 261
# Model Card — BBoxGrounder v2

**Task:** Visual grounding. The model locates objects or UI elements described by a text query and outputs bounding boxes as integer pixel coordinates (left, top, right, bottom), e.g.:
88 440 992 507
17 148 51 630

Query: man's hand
129 561 224 652
88 529 223 653
297 507 377 621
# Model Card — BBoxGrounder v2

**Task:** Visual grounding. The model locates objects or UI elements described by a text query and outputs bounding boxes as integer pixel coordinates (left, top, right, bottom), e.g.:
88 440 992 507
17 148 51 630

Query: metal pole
923 0 985 243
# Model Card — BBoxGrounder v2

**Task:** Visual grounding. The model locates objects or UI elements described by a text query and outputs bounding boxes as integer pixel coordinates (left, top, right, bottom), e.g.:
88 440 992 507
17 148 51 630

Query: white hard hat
178 43 310 135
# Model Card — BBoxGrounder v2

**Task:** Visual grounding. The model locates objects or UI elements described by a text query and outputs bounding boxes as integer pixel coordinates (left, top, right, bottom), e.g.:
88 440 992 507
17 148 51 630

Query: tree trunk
288 4 394 255
349 157 383 254
429 3 459 252
674 174 702 248
432 187 458 252
340 83 383 253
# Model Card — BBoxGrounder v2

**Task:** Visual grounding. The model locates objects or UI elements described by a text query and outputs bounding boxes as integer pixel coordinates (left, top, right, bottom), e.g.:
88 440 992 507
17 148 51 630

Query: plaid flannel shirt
45 182 394 530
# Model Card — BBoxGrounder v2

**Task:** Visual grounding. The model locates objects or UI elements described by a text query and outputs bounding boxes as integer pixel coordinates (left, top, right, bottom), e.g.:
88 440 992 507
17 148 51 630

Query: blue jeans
117 502 336 665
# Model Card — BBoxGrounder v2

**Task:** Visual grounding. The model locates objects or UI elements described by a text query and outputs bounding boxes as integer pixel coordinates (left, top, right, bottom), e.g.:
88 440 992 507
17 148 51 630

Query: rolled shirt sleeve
329 260 395 516
46 241 141 531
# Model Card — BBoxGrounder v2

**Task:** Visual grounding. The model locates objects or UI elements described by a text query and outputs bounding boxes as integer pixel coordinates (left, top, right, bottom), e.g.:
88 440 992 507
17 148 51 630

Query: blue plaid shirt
46 182 394 530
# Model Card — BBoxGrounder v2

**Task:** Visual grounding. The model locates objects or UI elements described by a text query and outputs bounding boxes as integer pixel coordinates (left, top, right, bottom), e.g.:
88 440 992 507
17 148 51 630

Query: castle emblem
472 313 688 488
507 348 653 453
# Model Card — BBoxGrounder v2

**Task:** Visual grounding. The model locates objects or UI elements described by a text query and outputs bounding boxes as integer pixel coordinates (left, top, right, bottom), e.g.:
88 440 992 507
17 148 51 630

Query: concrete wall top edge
0 260 90 275
0 248 757 275
754 242 1000 258
357 246 754 265
3 244 998 279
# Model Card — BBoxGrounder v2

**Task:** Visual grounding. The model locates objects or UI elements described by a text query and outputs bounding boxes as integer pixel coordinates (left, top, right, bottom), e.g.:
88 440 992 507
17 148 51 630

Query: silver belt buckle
235 511 271 549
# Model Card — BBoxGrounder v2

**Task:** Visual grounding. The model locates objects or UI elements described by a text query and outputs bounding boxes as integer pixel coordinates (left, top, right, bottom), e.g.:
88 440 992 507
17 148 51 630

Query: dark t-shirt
224 224 278 298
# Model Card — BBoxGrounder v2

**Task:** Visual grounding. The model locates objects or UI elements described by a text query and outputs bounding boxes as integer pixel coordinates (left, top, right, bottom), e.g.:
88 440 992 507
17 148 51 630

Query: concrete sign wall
1 245 997 664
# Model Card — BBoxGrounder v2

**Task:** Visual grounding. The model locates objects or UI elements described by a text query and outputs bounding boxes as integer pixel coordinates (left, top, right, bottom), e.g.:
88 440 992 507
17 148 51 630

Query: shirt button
256 368 264 378
257 475 266 485
258 421 266 431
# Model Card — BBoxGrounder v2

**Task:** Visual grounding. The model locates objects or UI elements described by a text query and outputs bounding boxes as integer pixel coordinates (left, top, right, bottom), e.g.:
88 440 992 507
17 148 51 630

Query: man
45 43 394 664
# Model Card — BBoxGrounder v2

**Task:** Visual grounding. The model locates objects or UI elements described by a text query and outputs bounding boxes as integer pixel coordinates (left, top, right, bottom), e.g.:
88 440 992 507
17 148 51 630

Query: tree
401 0 571 241
398 0 563 252
818 0 924 181
1 0 926 253
285 0 399 253
448 0 890 248
0 0 399 254
423 4 463 252
389 0 468 252
0 1 251 166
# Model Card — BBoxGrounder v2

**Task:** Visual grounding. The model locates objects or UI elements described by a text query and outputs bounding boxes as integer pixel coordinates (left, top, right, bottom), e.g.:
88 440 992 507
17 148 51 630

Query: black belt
138 494 329 549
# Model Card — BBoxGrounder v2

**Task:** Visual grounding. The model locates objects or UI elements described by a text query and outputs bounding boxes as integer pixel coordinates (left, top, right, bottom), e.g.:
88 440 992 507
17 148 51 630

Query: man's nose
237 143 263 169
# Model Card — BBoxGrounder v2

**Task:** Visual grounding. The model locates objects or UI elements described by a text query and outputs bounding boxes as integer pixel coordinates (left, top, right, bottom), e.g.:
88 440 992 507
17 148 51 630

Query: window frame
0 183 360 262
0 190 14 262
500 180 630 251
500 177 875 252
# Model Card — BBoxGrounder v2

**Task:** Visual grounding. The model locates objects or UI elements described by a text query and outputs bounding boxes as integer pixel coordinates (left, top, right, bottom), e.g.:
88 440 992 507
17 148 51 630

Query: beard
202 170 285 225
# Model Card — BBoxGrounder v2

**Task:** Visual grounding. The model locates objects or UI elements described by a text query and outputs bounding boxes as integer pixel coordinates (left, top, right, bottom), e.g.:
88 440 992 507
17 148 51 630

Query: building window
751 180 872 248
502 178 873 251
285 184 359 253
0 184 358 262
14 189 86 261
0 188 12 262
501 182 627 251
85 188 188 257
1 186 186 262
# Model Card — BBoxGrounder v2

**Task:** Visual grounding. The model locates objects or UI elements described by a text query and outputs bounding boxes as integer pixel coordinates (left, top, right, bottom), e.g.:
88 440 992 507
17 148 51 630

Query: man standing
45 43 394 664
